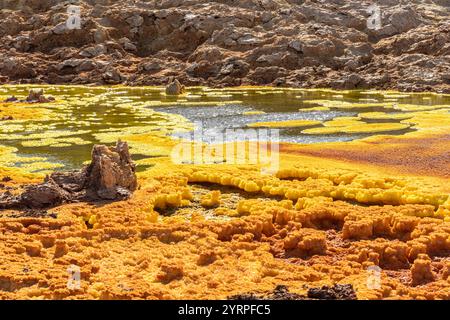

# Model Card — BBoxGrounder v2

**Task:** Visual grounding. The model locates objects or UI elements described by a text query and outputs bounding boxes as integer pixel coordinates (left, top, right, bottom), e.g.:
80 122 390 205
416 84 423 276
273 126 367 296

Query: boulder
80 44 107 58
333 73 364 89
52 22 67 35
78 60 96 72
165 79 185 95
141 61 161 72
219 58 249 78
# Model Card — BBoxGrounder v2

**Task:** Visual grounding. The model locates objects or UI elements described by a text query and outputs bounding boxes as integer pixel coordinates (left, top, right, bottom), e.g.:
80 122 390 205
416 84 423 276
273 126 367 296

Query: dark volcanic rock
8 209 57 219
228 285 305 300
85 140 137 200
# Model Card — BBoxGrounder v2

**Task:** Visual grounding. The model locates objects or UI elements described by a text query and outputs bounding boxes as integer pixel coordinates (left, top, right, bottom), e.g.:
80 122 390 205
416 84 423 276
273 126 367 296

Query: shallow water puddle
0 85 449 172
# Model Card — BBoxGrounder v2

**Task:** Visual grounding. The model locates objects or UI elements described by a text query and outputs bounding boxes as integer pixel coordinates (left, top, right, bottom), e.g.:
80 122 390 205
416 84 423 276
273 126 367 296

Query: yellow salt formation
243 111 266 115
145 209 159 223
343 123 410 134
295 196 333 210
358 112 415 120
237 199 293 216
201 190 221 208
302 100 394 110
247 119 321 128
394 104 450 112
3 159 449 299
436 197 450 220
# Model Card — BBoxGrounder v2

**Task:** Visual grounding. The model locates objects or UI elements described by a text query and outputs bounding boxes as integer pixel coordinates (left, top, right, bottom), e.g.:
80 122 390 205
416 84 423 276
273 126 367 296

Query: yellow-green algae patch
400 110 450 130
343 123 410 134
0 145 57 174
0 129 92 142
144 100 243 107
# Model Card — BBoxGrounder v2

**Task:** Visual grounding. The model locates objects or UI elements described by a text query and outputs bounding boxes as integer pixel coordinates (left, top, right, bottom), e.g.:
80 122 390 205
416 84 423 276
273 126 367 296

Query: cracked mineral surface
0 0 449 92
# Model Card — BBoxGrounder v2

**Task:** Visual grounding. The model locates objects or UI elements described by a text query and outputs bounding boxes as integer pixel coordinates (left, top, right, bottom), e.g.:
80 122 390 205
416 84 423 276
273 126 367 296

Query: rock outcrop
0 0 449 92
0 140 137 209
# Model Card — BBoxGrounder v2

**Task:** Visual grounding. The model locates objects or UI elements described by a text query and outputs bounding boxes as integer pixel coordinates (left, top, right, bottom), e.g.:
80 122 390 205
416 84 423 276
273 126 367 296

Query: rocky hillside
0 0 449 92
